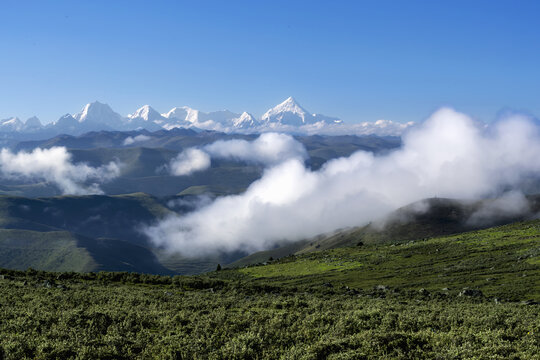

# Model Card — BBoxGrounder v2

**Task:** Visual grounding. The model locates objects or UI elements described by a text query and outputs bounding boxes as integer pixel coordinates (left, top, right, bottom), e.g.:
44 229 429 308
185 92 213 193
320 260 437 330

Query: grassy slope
0 229 175 274
226 240 312 268
0 219 538 359
226 220 540 302
0 193 179 274
0 230 97 272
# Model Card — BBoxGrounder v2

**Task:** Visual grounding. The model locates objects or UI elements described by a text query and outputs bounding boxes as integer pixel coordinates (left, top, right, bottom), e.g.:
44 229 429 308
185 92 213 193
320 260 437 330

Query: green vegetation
0 229 174 274
240 257 362 277
0 193 235 275
0 220 538 359
0 230 96 272
235 220 540 302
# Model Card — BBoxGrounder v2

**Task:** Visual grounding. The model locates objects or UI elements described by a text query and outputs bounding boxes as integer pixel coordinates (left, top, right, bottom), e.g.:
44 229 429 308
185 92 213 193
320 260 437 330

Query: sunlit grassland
0 219 538 359
231 220 540 301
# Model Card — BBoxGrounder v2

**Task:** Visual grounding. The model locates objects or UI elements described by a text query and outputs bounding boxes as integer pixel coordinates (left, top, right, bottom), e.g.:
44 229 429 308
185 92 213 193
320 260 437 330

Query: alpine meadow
0 1 539 359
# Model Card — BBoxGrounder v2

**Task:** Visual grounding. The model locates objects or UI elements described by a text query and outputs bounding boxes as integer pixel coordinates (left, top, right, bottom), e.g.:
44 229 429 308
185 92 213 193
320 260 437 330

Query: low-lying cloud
169 148 211 176
145 108 540 257
466 191 531 226
0 146 121 195
168 132 307 176
123 134 151 145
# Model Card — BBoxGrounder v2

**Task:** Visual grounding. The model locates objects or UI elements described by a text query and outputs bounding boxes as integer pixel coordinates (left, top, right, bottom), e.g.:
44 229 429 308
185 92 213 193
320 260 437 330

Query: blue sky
1 0 539 124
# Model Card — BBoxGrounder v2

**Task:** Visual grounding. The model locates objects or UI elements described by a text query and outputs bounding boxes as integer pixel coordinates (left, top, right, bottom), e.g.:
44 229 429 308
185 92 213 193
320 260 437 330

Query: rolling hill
0 193 233 274
229 196 540 268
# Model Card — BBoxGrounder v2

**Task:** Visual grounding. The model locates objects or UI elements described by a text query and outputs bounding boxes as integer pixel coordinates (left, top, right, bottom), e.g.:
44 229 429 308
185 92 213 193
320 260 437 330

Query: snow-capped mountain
161 106 197 129
232 112 258 128
0 117 25 132
0 97 414 138
162 108 244 129
73 101 124 128
128 105 163 122
42 102 125 135
126 105 164 131
261 97 341 126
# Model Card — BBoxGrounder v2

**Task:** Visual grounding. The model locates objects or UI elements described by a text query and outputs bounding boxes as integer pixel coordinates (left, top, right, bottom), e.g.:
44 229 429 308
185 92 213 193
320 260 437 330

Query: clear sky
1 0 540 124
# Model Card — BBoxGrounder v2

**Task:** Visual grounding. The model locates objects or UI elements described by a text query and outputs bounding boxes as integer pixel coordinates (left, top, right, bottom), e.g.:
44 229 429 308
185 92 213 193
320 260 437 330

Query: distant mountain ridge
1 97 414 139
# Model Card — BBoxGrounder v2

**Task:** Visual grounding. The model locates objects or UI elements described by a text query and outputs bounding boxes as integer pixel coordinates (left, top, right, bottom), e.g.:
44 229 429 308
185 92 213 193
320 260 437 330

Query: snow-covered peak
162 106 195 121
262 97 310 124
232 112 257 128
74 101 124 125
1 117 21 125
56 114 77 123
261 97 338 126
0 117 24 132
128 105 163 121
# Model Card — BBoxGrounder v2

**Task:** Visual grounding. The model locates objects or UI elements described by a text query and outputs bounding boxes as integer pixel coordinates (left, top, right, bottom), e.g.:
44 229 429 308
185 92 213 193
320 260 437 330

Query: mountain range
0 97 413 139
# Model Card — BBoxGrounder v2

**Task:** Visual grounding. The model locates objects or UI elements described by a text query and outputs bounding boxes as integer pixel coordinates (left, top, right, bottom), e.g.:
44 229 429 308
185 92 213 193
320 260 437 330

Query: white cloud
169 148 211 176
204 132 307 164
0 146 121 195
123 134 151 145
168 133 307 176
145 108 540 257
466 191 531 226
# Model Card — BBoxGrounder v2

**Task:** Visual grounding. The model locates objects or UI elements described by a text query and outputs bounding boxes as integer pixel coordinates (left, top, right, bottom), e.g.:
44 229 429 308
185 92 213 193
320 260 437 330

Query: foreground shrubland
0 220 538 359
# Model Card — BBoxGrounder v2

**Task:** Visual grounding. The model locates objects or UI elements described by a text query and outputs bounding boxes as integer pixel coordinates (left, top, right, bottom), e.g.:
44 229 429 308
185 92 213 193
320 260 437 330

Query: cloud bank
0 146 121 195
168 133 307 176
145 108 540 257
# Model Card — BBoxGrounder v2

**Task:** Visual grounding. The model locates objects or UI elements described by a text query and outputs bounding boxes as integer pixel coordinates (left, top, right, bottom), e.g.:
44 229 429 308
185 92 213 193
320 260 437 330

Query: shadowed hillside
0 193 229 274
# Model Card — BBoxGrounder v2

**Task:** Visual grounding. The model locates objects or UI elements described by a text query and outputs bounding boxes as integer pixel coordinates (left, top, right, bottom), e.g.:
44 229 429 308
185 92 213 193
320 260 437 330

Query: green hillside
0 230 96 272
0 219 538 359
0 193 172 245
0 229 172 274
230 220 540 302
0 193 245 275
